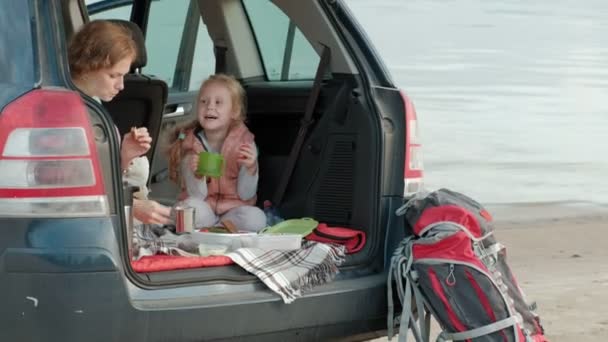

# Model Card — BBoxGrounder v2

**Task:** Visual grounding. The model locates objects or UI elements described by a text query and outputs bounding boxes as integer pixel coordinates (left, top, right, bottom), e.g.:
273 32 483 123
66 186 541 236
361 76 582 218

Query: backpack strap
410 274 430 342
436 316 518 341
387 238 427 342
396 270 431 342
386 255 398 338
388 240 411 338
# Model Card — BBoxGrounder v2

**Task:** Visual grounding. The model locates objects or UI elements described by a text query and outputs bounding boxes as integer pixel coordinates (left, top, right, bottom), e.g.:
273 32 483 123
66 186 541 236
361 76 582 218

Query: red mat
131 254 234 273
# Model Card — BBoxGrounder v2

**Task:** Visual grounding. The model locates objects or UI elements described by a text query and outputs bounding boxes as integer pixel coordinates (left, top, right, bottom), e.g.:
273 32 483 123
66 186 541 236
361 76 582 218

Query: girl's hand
237 143 257 175
121 127 152 169
187 153 202 178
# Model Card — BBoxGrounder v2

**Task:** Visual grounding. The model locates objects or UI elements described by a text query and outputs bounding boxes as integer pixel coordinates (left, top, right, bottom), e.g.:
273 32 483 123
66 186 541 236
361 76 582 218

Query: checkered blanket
227 241 346 304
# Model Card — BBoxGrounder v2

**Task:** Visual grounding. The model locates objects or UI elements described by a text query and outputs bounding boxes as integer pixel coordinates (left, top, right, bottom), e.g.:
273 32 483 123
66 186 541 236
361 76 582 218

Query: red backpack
387 189 548 342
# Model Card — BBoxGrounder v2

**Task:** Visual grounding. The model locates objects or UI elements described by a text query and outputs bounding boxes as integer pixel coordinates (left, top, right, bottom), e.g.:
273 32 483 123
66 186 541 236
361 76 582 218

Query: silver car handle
164 105 186 118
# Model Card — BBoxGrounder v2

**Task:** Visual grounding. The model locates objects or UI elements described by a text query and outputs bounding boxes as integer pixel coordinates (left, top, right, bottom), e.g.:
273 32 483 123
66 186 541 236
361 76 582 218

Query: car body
0 0 423 340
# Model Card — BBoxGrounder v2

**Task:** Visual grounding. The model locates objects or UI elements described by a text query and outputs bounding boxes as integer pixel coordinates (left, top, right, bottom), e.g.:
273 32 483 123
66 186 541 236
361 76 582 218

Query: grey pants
178 197 267 232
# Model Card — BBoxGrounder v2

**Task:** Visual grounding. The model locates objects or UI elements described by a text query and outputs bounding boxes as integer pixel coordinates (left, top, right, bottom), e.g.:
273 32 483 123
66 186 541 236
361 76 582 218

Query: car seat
102 19 169 168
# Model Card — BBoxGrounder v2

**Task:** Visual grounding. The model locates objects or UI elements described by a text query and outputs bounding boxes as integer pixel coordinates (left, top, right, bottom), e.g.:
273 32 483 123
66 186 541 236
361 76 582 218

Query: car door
137 0 216 204
89 0 215 205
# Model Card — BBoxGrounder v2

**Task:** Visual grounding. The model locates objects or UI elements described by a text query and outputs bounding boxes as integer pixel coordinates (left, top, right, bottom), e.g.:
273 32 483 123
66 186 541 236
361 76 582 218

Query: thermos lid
122 182 138 206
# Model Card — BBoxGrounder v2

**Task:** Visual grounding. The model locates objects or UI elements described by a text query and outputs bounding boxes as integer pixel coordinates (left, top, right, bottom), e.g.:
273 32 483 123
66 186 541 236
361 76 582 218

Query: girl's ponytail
165 120 200 184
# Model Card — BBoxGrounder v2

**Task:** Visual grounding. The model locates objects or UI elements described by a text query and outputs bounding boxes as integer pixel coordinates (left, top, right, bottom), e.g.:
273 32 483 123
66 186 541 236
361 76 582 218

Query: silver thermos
123 184 137 260
173 206 195 233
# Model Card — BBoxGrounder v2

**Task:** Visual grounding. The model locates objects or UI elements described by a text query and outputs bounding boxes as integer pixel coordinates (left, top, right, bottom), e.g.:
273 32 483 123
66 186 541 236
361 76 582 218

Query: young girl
167 74 266 232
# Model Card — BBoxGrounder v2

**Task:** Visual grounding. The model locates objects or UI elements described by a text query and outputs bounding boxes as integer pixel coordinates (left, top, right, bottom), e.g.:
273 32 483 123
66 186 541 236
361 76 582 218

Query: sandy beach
371 202 608 342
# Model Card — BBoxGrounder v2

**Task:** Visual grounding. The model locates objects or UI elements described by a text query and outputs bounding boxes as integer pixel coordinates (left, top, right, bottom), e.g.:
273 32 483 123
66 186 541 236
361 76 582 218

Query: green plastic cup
197 151 224 178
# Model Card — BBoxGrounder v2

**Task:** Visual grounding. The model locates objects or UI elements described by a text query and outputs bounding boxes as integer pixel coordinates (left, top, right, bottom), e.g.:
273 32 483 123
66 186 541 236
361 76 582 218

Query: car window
242 0 320 81
87 0 132 21
146 0 215 91
0 0 35 85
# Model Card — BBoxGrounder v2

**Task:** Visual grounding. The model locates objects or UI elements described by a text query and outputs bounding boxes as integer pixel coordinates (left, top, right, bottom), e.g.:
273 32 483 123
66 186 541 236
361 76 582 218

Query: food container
241 234 302 251
198 244 230 257
189 231 256 252
189 231 302 253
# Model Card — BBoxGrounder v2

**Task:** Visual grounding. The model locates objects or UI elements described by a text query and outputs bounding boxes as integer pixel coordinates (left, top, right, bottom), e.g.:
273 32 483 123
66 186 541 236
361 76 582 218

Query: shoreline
485 201 608 226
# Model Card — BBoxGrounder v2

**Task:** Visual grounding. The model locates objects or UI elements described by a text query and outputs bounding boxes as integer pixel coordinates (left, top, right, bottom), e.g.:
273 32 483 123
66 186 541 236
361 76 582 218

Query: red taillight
401 90 424 195
0 89 108 217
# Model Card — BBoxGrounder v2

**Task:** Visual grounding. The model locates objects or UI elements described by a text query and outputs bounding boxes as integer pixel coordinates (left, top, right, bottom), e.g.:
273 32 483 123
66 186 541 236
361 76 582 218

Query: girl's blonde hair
68 20 137 79
166 74 247 184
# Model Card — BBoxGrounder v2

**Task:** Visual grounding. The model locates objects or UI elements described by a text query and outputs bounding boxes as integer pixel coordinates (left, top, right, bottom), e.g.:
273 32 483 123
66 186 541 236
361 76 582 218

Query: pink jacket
180 123 256 214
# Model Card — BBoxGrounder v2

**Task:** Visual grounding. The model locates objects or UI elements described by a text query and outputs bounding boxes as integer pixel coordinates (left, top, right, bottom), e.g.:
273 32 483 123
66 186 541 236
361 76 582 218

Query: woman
68 20 171 225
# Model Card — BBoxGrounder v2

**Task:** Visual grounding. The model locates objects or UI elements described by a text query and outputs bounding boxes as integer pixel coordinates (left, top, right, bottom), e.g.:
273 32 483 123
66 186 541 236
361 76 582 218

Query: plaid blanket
227 241 346 304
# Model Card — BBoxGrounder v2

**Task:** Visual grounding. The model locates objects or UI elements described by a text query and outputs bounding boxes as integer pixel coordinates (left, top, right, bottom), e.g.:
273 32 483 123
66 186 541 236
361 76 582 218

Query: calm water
348 0 608 205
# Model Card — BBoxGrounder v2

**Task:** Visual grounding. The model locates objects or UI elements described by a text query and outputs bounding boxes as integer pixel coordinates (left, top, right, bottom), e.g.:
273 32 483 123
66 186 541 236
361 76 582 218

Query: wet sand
371 202 608 342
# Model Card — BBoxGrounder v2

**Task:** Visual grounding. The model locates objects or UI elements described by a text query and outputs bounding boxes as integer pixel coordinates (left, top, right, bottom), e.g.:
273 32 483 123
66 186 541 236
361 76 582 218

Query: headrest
108 19 147 70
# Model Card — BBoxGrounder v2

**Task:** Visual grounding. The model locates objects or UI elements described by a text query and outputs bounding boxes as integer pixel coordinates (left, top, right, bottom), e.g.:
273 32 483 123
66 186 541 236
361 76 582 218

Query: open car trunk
144 73 384 283
123 0 401 285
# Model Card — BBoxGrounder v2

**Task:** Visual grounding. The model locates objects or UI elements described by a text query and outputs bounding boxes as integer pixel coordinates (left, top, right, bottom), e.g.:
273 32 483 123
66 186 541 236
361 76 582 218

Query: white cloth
123 156 151 200
123 156 151 226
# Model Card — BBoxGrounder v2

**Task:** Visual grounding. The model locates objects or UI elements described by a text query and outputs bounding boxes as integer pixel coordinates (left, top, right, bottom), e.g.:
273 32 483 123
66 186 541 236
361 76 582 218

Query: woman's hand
133 199 171 225
121 127 152 169
237 143 257 175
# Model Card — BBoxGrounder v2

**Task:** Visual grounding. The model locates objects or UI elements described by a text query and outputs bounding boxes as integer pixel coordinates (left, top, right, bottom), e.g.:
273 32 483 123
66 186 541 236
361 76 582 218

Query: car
0 0 424 340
